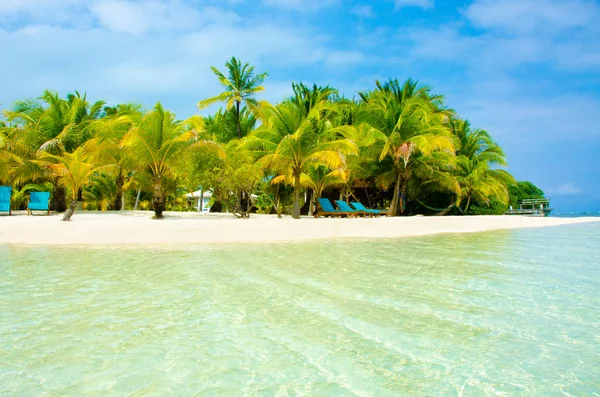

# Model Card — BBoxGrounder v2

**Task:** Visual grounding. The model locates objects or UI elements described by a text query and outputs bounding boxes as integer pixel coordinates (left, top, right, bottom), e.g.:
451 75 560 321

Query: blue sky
1 0 599 212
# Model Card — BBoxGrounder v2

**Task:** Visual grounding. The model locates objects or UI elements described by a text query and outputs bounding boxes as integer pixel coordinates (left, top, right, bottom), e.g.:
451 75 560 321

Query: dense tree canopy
0 57 534 218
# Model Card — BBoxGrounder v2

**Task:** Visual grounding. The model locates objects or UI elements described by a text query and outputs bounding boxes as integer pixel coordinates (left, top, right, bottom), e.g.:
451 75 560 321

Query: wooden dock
505 198 553 217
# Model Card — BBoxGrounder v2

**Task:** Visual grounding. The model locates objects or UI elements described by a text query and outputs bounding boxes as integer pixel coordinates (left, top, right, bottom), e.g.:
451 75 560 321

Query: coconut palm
451 119 515 212
249 101 357 219
357 79 455 216
3 90 105 210
198 57 268 139
289 82 338 116
0 124 50 189
303 165 347 216
4 90 105 154
120 103 204 218
36 146 112 207
83 173 117 211
86 103 142 210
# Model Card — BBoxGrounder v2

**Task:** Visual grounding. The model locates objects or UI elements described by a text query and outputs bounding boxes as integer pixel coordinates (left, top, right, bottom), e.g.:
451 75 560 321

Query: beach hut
185 189 213 212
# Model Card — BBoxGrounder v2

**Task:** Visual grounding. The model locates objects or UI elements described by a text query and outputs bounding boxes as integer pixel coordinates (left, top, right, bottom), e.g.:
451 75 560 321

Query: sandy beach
0 211 597 245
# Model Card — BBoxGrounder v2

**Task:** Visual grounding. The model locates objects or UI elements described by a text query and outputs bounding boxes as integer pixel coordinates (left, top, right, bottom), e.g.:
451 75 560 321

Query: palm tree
249 101 357 219
86 103 142 210
3 90 105 211
303 165 347 216
36 146 112 210
451 119 515 212
4 90 105 154
121 103 203 218
357 79 455 216
84 173 117 211
198 57 268 139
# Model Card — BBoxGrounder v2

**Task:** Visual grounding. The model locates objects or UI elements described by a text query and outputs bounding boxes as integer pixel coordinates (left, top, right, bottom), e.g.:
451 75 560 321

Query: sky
1 0 599 212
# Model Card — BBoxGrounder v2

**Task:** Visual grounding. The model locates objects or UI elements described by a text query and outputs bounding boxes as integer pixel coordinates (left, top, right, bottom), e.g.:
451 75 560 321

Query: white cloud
89 0 230 34
0 6 366 117
394 0 433 10
551 183 583 196
261 0 339 11
464 0 599 35
325 50 365 67
0 0 91 28
351 5 373 18
455 94 600 145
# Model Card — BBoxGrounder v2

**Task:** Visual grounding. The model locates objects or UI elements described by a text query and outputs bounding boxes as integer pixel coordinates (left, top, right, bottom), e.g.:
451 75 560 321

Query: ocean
1 222 599 395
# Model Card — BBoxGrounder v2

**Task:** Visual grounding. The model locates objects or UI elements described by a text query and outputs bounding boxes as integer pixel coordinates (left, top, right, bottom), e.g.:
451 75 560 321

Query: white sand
0 211 598 245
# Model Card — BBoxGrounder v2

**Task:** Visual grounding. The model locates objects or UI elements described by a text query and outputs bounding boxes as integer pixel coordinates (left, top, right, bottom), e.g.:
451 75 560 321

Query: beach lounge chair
0 186 11 215
315 198 353 218
27 192 51 215
335 200 368 217
350 201 389 217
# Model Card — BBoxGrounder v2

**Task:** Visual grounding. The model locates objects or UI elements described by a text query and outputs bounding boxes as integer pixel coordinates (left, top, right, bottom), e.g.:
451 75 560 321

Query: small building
184 189 212 212
505 198 553 217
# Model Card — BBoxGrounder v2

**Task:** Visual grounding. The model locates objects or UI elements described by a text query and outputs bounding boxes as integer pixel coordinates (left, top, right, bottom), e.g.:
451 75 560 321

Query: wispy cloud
550 183 583 196
464 0 599 34
352 5 373 18
394 0 433 10
261 0 339 11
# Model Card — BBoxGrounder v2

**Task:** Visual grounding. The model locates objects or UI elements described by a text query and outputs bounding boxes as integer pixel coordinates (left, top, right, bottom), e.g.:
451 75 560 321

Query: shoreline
1 211 598 246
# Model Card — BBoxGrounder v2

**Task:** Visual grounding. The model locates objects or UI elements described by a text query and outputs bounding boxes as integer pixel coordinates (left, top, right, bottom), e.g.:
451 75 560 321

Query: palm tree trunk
400 183 407 214
235 100 242 139
114 169 124 211
292 173 301 219
274 186 282 219
50 181 67 212
463 196 472 214
134 188 141 210
307 188 314 217
364 186 372 208
199 187 204 212
388 169 402 217
152 177 164 218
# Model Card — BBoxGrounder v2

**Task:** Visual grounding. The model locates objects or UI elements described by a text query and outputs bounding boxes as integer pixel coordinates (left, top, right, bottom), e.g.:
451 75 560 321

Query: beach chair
350 201 388 217
0 186 11 215
315 198 351 218
27 191 51 215
335 200 368 217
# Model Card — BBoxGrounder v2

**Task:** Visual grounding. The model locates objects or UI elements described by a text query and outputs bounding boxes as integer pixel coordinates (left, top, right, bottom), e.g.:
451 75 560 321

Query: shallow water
1 223 599 396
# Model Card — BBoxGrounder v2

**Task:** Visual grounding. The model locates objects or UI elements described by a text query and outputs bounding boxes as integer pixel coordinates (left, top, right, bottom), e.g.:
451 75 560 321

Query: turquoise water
1 223 599 396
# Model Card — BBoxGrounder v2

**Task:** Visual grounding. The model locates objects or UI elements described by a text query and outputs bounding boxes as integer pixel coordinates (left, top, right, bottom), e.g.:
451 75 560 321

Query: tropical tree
451 119 515 213
120 102 204 218
198 141 262 218
83 173 118 211
3 90 105 210
249 100 357 219
303 165 347 215
357 79 455 216
198 57 268 139
86 103 142 210
509 181 545 209
36 146 112 214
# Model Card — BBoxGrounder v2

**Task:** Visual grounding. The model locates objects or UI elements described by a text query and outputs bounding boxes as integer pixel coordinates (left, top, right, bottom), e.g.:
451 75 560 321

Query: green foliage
356 78 455 216
0 58 520 219
451 119 515 213
199 56 268 139
253 182 276 214
465 201 508 215
509 181 545 208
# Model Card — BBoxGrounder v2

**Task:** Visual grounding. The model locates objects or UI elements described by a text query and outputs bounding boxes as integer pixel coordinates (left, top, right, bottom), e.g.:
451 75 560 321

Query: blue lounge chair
350 201 388 217
315 198 354 218
27 191 51 215
0 186 11 215
335 200 368 217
